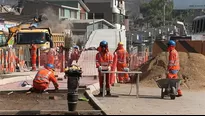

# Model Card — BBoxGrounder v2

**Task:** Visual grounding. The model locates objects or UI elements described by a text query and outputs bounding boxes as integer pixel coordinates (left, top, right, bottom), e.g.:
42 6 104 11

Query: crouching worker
30 64 59 93
96 40 113 96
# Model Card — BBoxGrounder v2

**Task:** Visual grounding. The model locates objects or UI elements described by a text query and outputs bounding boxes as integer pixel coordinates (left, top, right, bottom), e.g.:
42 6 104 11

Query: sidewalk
0 72 98 91
95 84 205 115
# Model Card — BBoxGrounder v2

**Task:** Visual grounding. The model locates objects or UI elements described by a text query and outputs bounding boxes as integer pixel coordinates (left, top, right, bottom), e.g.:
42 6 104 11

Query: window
112 13 120 24
197 20 200 33
60 8 65 17
70 10 77 19
88 13 94 19
203 19 205 32
88 13 104 19
95 13 104 19
199 19 203 32
17 33 46 44
0 34 6 46
192 21 195 33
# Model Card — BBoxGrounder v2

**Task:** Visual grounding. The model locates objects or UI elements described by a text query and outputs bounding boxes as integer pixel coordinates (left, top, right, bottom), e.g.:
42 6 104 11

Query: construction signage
173 0 205 10
152 40 205 57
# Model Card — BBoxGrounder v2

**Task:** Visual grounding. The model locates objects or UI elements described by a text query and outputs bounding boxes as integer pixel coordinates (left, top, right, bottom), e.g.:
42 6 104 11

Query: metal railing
101 71 142 98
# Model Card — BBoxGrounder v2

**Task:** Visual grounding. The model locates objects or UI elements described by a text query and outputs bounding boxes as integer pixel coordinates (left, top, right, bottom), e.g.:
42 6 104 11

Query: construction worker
47 48 55 65
31 64 59 92
31 43 37 71
167 40 182 97
115 42 130 83
70 45 80 64
96 40 113 96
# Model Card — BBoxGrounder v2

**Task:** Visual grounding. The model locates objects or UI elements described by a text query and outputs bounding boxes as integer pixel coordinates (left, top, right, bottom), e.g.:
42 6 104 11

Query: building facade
42 0 90 20
84 0 126 29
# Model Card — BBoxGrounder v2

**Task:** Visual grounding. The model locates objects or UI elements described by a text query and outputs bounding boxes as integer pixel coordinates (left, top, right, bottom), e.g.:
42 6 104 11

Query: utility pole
163 1 166 26
93 13 95 31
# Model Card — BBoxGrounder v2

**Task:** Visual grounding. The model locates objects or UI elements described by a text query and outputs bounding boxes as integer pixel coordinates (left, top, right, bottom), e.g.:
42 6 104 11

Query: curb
84 82 108 115
0 110 103 115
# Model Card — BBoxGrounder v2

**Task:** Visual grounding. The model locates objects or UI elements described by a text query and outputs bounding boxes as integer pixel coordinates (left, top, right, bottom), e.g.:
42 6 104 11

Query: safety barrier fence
153 40 205 57
0 46 66 74
39 48 65 74
0 48 19 74
129 51 150 71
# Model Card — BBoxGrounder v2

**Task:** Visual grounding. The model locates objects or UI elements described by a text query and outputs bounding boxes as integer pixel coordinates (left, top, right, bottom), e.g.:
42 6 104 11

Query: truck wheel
170 95 176 100
170 87 176 100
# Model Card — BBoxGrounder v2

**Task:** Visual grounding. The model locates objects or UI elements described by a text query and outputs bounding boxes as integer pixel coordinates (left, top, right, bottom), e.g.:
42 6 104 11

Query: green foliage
140 0 173 27
65 35 72 50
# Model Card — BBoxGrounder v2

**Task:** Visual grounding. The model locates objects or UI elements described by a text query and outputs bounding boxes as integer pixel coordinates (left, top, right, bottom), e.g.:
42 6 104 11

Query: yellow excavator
3 16 65 50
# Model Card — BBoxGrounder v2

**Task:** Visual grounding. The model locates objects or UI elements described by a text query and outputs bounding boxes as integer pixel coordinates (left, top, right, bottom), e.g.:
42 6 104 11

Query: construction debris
138 52 205 90
49 96 59 100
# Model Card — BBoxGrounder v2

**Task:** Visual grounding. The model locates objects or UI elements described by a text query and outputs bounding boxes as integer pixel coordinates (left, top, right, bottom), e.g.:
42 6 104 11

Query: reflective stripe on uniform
98 53 112 66
34 71 51 84
169 60 179 66
117 50 127 63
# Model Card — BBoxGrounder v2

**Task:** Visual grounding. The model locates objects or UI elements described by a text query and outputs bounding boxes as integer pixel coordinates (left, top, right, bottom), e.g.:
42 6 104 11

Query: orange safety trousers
96 52 113 91
99 72 110 91
116 48 129 82
47 50 55 65
31 45 37 71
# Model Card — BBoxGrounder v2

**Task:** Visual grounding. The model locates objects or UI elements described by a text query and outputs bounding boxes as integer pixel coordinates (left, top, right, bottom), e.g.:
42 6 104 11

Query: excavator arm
6 23 33 46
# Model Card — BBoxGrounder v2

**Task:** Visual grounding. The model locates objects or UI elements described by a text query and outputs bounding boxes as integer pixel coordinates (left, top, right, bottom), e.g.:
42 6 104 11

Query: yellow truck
13 27 65 50
0 31 8 47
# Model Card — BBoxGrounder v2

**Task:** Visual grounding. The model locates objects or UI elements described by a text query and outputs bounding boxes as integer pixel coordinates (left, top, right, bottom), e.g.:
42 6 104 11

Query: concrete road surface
95 84 205 115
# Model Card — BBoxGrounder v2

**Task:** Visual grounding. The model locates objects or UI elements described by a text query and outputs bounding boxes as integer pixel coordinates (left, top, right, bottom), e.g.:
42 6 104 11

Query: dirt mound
139 52 205 90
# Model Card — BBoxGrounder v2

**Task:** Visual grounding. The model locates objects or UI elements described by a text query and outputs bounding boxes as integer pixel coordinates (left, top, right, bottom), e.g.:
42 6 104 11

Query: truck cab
0 31 7 47
15 28 53 50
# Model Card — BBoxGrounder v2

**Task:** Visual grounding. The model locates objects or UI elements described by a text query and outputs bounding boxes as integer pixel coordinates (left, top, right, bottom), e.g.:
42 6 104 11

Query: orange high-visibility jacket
168 49 180 71
96 52 113 68
71 50 80 61
33 69 59 90
116 48 129 65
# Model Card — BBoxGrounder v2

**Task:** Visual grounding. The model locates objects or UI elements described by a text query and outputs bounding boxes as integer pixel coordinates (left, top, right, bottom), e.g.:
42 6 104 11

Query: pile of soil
138 52 205 90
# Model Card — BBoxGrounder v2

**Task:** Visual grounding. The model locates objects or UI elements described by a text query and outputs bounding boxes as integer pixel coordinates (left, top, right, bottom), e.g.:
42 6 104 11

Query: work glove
98 66 102 71
108 66 111 71
124 68 129 72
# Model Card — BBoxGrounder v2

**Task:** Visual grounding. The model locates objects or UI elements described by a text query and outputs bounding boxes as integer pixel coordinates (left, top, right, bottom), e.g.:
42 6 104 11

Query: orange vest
71 50 80 61
116 48 129 64
33 69 58 88
168 49 180 70
96 52 113 68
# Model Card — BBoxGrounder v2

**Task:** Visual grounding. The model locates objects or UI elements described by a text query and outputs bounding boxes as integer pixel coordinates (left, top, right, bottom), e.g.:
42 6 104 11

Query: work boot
176 90 182 97
106 91 111 96
97 92 103 96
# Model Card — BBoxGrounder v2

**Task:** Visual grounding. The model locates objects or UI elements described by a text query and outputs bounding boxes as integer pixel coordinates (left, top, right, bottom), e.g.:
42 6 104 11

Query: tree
140 0 173 28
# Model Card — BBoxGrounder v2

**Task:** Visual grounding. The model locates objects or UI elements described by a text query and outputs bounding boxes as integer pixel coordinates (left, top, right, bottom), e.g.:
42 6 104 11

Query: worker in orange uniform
47 48 55 65
115 42 130 83
31 64 59 92
167 40 182 97
31 43 37 71
70 46 80 64
96 40 113 96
